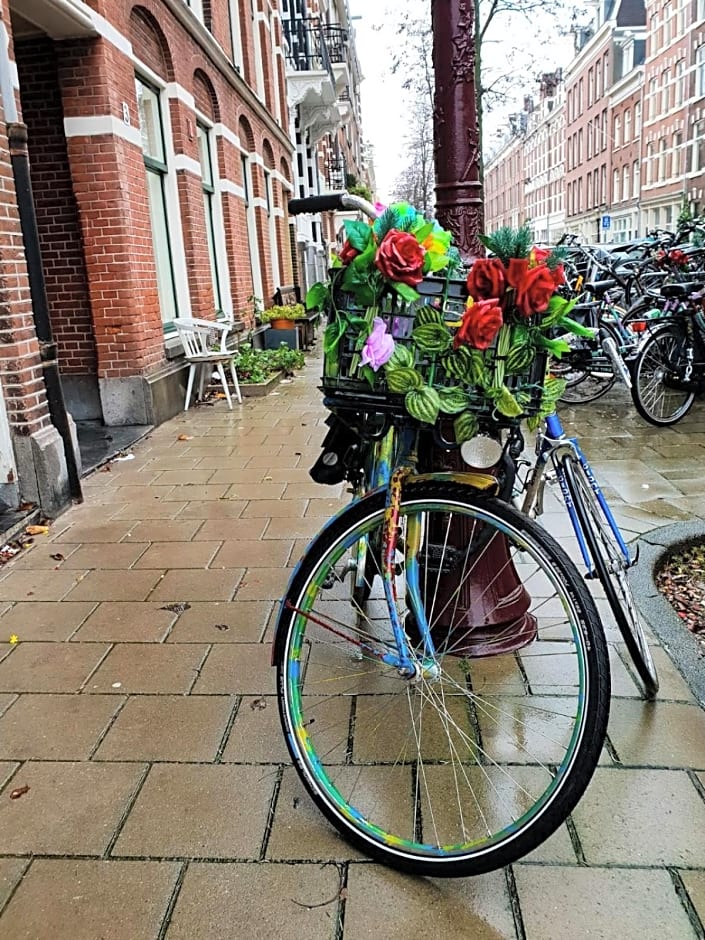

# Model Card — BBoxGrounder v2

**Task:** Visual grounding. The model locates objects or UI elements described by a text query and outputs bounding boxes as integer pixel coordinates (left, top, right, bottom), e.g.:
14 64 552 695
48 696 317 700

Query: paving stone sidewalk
0 359 704 939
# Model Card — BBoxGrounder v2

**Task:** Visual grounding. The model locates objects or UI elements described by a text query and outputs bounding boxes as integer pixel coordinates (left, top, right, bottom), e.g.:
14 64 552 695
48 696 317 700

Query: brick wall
14 37 97 380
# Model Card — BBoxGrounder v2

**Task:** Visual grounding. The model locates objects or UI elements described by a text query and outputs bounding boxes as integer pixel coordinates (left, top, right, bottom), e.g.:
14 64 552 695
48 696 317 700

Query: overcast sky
349 0 580 202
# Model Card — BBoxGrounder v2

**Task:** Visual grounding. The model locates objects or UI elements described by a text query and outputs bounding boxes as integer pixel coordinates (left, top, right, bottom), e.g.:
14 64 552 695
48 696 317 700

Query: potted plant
260 303 306 330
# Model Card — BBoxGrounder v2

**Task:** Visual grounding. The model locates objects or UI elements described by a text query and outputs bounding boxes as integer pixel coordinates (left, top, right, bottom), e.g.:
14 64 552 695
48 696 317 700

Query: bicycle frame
521 412 631 574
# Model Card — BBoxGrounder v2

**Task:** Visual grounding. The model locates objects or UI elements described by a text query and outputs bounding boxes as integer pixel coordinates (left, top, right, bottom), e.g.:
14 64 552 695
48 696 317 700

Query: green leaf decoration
505 342 536 374
306 282 329 311
441 347 487 385
415 305 444 326
385 366 425 393
454 411 480 444
323 319 346 354
405 386 441 424
344 220 373 252
386 344 414 369
536 335 572 358
425 251 451 272
360 364 377 388
391 281 420 302
437 386 471 414
413 221 435 242
412 322 452 354
558 315 597 339
493 385 523 418
541 295 571 327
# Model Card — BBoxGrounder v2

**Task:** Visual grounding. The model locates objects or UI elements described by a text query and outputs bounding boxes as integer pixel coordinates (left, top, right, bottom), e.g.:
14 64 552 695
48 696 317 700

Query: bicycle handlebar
288 192 378 220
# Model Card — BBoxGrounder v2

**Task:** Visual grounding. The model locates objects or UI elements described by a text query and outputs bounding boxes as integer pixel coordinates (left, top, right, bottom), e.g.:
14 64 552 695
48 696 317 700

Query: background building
524 73 566 244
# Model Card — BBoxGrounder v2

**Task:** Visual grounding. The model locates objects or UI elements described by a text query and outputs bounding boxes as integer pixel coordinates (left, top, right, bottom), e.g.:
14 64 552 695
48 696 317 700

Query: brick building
484 125 526 233
524 73 566 244
608 35 645 243
282 0 370 291
640 0 705 230
0 0 297 516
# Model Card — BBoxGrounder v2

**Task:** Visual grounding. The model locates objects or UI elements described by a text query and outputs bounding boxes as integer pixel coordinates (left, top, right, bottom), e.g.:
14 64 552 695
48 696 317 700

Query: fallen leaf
159 602 192 614
9 784 29 800
25 525 49 536
9 634 19 644
339 887 349 900
250 697 267 711
177 434 194 442
214 623 229 632
100 464 112 473
50 553 65 562
19 502 36 511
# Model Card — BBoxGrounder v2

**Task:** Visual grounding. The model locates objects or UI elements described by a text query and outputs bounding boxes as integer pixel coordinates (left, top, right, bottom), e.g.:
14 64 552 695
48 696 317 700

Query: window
241 153 263 299
673 132 683 177
135 76 178 325
634 102 641 135
633 161 640 198
228 0 244 71
675 60 685 106
588 68 593 107
263 166 280 289
659 139 667 180
663 2 672 42
661 69 670 113
613 167 620 203
614 115 621 148
646 143 654 184
624 109 631 143
697 46 705 99
693 120 705 173
587 173 593 207
587 120 593 158
648 77 657 120
197 123 223 312
623 164 629 200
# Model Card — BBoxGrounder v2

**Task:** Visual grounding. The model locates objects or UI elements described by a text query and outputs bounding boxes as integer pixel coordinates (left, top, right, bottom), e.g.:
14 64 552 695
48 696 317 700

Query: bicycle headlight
460 435 503 470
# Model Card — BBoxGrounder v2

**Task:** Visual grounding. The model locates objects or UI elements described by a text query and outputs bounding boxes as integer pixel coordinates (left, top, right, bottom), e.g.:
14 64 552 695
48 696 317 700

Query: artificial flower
467 258 507 302
375 230 425 287
339 240 359 265
454 297 504 351
506 259 556 318
361 318 395 370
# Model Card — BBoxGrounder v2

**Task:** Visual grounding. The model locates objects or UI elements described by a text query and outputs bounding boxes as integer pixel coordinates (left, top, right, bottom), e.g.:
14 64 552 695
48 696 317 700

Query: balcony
285 21 344 140
321 25 350 94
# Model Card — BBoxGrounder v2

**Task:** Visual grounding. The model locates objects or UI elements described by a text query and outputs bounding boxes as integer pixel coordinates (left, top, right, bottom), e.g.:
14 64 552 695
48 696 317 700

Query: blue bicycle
517 410 658 697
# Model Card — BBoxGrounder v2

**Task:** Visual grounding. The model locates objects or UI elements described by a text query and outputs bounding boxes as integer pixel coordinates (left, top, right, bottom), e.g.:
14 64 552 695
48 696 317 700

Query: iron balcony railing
284 20 335 86
321 25 348 64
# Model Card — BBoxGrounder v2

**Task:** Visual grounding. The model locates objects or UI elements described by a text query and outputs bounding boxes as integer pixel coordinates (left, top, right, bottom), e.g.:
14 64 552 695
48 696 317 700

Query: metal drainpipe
7 122 83 502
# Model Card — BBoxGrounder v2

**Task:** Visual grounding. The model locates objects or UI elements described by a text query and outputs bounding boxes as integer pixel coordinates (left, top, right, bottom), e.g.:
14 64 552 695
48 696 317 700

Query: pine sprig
545 246 569 270
479 225 533 263
373 208 401 240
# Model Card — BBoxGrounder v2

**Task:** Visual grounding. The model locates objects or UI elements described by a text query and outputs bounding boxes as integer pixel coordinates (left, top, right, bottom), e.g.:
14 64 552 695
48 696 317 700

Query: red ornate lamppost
428 0 534 655
431 0 484 259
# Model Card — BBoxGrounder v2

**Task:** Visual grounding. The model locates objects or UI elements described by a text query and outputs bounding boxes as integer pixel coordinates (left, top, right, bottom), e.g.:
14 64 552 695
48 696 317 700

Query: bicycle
514 410 659 697
630 281 705 426
273 193 611 876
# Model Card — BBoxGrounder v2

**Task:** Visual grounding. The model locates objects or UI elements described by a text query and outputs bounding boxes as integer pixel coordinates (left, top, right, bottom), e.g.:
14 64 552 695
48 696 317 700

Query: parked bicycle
273 193 655 876
630 281 705 425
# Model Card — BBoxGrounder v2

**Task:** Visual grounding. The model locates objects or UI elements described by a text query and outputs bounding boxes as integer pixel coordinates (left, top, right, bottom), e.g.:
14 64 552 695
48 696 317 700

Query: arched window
239 116 263 301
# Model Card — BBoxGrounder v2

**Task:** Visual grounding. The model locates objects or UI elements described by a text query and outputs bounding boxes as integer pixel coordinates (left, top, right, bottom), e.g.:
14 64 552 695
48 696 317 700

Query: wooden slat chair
173 318 242 410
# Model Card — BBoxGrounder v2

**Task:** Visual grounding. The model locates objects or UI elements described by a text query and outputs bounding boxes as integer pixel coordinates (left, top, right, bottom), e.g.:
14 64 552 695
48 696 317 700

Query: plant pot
239 371 283 397
271 319 294 330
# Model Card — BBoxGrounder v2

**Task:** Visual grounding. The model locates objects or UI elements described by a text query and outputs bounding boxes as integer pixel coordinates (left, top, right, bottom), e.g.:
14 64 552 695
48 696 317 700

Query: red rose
375 230 425 287
454 299 504 351
506 259 556 318
339 240 359 265
466 258 507 301
551 263 566 287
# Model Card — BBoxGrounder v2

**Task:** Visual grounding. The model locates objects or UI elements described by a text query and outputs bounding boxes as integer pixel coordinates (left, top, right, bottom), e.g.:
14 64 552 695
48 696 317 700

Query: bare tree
385 0 585 198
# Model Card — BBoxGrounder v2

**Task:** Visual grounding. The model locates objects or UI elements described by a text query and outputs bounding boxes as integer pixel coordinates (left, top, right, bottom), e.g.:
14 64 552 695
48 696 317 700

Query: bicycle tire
274 480 610 877
555 321 622 405
631 324 695 426
561 455 658 698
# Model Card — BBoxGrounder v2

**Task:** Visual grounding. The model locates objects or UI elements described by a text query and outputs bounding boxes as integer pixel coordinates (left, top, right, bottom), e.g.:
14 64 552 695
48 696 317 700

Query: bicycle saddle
584 280 618 296
660 282 704 298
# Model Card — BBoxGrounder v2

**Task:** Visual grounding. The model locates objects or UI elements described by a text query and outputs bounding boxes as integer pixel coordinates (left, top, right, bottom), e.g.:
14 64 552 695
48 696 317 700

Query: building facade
282 0 370 292
484 128 526 233
640 0 705 230
0 0 303 518
524 73 566 244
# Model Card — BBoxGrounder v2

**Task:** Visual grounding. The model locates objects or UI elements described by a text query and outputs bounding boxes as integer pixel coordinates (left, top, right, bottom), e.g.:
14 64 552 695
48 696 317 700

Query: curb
631 520 705 706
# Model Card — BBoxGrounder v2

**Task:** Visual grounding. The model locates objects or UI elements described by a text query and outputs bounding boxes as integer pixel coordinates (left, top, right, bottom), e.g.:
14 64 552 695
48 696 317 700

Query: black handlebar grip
288 193 346 215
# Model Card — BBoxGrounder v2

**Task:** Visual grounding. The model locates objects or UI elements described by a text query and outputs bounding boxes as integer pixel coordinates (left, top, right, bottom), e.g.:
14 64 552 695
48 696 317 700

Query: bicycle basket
321 274 548 427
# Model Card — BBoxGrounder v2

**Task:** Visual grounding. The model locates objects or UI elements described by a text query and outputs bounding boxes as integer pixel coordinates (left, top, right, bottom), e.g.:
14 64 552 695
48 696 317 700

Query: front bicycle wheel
554 332 617 405
274 481 610 877
561 456 658 698
631 324 695 426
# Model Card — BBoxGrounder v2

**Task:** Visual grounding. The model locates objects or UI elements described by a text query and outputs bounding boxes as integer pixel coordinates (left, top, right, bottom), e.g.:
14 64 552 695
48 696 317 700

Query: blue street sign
602 215 611 229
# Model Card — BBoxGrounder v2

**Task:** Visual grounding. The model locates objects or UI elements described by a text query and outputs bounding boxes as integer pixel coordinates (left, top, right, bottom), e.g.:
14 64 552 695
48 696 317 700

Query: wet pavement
0 360 704 939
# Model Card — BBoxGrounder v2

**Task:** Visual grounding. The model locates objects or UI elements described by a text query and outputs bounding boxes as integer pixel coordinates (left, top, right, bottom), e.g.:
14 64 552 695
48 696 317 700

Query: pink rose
361 318 395 370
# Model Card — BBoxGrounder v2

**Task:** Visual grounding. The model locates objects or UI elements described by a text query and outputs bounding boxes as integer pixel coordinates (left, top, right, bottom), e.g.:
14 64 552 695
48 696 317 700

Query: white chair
173 318 242 410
